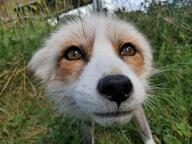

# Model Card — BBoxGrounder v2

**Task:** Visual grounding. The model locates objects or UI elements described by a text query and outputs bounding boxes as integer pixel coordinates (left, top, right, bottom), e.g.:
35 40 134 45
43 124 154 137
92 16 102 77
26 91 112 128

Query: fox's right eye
64 46 83 60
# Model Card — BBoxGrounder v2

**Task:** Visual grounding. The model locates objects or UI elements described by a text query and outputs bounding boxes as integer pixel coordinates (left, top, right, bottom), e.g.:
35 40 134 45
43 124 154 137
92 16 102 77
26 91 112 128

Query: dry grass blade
0 67 17 96
0 71 10 79
23 63 26 92
0 66 25 96
24 72 38 96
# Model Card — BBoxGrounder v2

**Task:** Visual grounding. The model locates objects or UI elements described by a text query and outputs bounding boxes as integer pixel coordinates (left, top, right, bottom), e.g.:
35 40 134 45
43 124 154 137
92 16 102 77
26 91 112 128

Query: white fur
145 138 155 144
74 25 147 125
28 15 154 142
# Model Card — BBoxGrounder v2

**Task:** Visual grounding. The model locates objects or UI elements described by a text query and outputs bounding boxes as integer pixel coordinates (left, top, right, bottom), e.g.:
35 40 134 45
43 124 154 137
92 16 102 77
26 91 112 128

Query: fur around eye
64 46 82 60
120 43 136 56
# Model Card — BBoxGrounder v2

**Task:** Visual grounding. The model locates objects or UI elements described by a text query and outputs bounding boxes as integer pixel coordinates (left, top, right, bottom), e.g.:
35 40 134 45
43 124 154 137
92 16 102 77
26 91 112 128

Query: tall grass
0 3 191 144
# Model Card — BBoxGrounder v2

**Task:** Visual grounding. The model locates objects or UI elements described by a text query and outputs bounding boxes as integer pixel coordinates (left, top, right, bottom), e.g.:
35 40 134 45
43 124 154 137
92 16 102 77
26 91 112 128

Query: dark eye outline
120 43 136 56
64 46 85 60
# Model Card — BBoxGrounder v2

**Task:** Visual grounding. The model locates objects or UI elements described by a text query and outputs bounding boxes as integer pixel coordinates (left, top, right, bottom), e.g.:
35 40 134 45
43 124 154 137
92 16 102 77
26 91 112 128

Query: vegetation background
0 0 191 143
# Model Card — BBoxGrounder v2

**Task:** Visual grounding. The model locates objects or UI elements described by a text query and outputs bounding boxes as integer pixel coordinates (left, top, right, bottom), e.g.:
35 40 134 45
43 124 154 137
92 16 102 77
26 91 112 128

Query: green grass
0 4 192 144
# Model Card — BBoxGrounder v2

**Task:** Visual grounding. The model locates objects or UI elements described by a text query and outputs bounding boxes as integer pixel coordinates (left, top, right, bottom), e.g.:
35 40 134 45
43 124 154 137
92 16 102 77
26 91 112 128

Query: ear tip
27 47 46 72
27 56 37 73
27 51 43 79
26 58 39 81
27 55 53 82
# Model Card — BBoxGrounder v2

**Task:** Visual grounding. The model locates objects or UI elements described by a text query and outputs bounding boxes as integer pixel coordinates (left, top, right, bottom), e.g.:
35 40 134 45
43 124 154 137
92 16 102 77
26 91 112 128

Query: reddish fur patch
121 37 144 75
57 58 85 81
56 22 145 80
57 39 93 81
111 35 144 75
123 52 144 75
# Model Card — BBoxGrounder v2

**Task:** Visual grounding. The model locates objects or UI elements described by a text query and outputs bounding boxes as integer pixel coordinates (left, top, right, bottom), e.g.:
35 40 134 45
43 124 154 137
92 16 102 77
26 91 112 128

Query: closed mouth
94 110 132 117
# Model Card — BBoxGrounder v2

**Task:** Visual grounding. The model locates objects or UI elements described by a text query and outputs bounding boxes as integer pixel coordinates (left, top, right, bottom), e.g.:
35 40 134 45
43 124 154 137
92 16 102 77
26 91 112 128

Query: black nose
97 75 133 107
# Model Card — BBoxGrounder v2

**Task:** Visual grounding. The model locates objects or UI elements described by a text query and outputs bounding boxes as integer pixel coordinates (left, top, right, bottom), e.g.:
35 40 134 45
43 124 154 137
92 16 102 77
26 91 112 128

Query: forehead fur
28 15 152 81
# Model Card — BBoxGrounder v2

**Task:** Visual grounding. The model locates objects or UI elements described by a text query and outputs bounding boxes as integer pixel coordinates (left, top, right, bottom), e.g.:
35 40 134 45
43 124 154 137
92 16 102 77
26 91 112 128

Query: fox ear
28 47 57 82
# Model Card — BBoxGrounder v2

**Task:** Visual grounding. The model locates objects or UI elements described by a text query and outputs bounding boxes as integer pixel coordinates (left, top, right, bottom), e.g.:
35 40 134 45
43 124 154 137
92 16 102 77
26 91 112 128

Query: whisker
145 62 192 79
144 98 158 114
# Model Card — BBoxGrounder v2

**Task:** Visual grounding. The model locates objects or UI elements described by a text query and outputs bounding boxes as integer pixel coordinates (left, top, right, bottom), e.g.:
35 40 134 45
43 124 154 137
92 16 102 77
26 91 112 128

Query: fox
28 15 155 144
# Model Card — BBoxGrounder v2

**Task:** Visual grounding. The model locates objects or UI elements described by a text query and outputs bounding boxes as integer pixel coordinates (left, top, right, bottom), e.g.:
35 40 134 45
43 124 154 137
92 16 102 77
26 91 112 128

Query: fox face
28 15 152 126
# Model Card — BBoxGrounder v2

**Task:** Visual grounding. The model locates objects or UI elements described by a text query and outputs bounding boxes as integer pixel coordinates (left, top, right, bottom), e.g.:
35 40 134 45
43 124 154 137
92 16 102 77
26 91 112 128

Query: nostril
97 75 133 105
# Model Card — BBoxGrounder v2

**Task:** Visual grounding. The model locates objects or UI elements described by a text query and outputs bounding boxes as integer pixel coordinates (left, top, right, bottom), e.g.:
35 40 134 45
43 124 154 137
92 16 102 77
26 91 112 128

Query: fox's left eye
64 46 83 60
120 43 136 56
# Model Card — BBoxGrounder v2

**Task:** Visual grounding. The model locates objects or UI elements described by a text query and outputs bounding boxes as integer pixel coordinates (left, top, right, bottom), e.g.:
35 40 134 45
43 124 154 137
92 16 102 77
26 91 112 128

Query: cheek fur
123 53 144 75
57 59 85 81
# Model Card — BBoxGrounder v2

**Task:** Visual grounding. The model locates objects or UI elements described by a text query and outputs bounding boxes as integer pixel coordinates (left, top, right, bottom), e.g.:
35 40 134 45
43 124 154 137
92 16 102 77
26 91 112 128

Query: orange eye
64 46 82 60
120 43 136 56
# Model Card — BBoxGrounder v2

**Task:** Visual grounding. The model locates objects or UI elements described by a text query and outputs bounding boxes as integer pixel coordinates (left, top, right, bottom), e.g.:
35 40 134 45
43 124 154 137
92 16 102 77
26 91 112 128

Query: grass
0 3 192 144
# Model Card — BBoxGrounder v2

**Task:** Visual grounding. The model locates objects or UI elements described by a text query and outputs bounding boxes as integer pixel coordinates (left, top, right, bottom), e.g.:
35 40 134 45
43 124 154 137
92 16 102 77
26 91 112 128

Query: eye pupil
64 46 82 60
71 50 80 57
120 43 136 56
73 51 80 57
